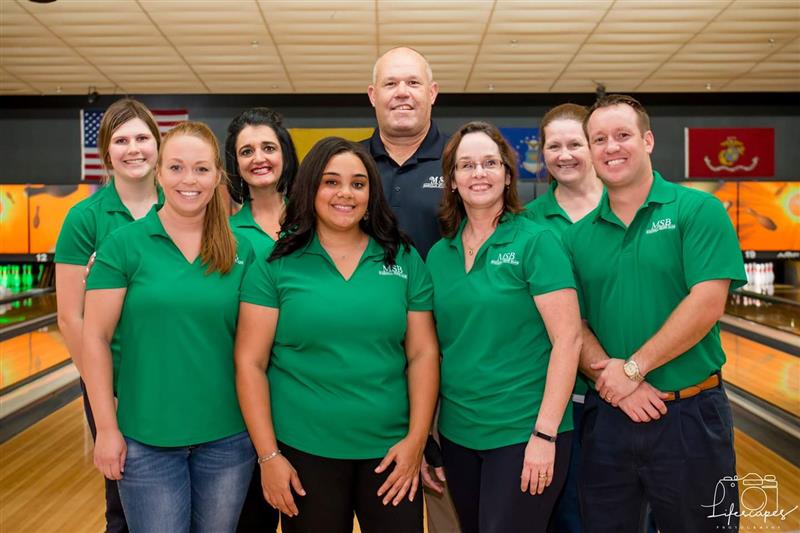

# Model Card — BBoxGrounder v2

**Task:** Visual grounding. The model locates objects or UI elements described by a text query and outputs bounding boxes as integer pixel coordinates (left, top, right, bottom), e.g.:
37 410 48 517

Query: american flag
81 108 189 181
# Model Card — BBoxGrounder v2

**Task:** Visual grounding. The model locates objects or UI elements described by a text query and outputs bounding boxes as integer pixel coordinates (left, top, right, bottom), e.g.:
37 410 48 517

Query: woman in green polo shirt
224 108 299 532
54 98 163 533
524 103 603 533
235 137 439 533
82 121 255 533
425 121 582 533
225 107 299 253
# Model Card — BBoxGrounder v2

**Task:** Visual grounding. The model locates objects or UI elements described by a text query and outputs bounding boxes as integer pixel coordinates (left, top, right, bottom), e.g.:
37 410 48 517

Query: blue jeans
119 431 255 533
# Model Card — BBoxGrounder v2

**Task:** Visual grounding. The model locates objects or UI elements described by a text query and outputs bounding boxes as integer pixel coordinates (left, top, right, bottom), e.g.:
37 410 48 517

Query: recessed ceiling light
510 39 518 47
251 40 259 48
705 83 712 91
768 38 775 46
56 86 62 93
271 84 279 89
488 84 495 91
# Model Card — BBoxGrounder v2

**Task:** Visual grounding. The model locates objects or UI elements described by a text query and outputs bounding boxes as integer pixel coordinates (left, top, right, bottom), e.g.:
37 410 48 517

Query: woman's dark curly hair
224 107 299 203
270 137 411 266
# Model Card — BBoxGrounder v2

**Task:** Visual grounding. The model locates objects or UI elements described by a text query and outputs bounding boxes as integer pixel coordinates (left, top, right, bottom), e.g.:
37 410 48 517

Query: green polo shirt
240 235 433 459
426 214 577 450
86 207 253 447
562 171 746 392
524 180 598 398
524 181 574 235
55 182 163 388
230 199 275 255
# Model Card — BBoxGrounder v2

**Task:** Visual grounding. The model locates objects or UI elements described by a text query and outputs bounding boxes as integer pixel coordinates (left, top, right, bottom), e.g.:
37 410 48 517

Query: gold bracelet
257 449 282 464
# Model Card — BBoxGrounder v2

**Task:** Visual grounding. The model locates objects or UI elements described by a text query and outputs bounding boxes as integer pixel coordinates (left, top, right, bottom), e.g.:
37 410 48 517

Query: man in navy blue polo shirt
365 46 446 259
365 47 459 533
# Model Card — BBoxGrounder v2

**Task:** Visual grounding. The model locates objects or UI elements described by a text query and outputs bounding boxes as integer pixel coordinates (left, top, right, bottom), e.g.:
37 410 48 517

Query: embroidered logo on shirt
234 255 245 265
645 218 677 235
490 252 520 266
379 265 408 279
422 176 445 189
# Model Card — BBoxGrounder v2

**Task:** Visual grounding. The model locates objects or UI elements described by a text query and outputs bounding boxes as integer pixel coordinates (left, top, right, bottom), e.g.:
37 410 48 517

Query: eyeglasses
455 158 505 173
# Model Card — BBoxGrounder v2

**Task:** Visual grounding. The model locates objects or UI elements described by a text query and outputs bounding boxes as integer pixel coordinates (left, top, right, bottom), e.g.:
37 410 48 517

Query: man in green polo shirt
562 94 745 533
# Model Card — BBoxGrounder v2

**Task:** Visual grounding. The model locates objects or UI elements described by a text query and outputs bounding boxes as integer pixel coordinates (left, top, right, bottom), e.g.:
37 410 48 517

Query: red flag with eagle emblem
684 127 774 179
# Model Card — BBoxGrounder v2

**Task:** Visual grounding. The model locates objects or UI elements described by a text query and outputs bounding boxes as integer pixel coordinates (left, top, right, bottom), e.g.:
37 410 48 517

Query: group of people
55 46 746 533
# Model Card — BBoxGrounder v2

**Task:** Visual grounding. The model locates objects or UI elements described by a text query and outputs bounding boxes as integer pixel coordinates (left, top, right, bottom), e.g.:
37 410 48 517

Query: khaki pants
424 485 460 533
424 412 461 533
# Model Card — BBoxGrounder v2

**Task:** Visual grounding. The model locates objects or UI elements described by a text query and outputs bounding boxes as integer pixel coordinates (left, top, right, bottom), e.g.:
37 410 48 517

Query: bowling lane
726 292 799 336
0 293 57 332
721 331 799 417
0 324 71 391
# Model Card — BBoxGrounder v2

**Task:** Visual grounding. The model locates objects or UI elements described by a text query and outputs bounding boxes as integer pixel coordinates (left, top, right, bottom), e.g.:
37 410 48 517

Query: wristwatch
532 430 557 443
623 358 644 382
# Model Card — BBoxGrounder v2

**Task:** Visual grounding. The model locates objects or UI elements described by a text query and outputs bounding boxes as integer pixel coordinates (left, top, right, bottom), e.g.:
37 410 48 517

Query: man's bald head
368 46 439 141
372 47 433 85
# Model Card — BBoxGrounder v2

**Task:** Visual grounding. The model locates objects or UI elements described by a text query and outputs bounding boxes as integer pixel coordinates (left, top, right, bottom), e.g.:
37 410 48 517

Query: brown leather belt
664 373 721 401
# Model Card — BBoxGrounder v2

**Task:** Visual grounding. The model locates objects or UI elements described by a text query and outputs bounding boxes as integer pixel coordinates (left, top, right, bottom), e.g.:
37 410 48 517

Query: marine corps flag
685 127 774 179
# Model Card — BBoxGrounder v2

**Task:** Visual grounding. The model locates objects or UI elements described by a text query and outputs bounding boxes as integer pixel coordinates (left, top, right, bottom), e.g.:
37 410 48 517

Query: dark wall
1 93 798 187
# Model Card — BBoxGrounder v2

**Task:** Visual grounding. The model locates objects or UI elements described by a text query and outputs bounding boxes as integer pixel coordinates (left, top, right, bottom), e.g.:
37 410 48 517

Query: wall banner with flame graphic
685 127 774 179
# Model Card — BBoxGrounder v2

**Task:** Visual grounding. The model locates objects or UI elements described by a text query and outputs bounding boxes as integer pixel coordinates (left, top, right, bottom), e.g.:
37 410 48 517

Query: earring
363 210 369 221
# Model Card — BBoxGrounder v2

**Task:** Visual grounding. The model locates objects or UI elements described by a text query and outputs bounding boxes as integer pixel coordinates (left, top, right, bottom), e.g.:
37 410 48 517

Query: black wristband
424 435 443 467
532 430 557 443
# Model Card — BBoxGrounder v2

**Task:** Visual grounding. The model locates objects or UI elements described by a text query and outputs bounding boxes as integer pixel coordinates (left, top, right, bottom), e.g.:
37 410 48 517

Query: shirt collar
102 180 164 215
643 170 675 206
369 121 445 165
100 181 129 214
593 170 674 225
230 199 261 230
539 181 572 221
301 231 385 263
448 212 519 252
143 205 169 237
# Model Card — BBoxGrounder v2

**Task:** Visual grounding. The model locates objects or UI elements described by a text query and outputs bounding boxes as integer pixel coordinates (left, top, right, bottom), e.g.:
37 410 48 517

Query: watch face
623 361 636 377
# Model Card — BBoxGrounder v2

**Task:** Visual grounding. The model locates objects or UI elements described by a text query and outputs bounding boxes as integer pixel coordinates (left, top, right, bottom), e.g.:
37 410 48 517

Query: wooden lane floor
721 330 800 417
0 399 103 533
0 324 70 391
1 398 798 532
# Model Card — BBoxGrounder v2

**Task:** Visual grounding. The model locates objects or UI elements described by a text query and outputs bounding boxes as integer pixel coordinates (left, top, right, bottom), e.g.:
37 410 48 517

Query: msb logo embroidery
422 176 445 189
490 252 520 266
645 218 677 235
379 265 408 279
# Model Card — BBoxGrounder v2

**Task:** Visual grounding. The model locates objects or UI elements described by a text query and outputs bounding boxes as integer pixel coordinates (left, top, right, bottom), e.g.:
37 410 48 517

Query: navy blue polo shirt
364 121 446 258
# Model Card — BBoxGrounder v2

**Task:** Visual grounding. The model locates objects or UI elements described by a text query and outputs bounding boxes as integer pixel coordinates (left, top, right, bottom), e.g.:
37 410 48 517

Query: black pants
236 462 279 532
279 442 423 533
80 379 128 533
441 433 572 533
579 386 739 533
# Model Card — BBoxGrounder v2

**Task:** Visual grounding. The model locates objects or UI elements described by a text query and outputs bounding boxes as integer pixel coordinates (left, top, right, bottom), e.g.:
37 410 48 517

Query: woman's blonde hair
158 121 237 275
97 98 161 184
